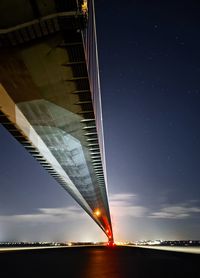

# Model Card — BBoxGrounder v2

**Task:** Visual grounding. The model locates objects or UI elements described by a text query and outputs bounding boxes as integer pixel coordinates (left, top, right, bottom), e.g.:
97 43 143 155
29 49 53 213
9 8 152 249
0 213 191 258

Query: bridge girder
0 0 113 241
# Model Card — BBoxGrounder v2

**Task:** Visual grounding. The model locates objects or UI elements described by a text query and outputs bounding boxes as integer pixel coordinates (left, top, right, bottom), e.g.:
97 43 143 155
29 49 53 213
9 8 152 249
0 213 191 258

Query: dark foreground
0 246 199 278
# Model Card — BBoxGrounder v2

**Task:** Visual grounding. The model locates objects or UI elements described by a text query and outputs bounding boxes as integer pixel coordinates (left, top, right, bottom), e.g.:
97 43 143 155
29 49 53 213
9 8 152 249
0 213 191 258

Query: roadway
129 245 200 254
0 246 199 277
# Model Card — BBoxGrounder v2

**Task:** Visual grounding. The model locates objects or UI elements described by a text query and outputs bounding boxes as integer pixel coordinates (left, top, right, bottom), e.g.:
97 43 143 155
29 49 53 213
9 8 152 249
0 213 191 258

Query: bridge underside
0 0 113 240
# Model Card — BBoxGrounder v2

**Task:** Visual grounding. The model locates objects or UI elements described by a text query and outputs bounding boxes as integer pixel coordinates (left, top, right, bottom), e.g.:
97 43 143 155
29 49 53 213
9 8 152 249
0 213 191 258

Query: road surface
0 246 199 277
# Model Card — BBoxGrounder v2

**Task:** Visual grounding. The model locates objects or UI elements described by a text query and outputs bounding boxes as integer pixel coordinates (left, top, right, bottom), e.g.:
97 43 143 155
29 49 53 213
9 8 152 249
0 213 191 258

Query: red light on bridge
107 241 116 247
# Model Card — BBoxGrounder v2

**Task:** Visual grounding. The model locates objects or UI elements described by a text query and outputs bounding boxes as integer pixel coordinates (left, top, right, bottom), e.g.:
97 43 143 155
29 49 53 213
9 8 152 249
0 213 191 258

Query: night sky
0 0 200 242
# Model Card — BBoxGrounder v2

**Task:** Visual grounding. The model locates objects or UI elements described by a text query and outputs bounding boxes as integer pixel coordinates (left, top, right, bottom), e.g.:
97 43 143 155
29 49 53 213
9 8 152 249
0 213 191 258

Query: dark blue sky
95 0 200 240
0 0 200 241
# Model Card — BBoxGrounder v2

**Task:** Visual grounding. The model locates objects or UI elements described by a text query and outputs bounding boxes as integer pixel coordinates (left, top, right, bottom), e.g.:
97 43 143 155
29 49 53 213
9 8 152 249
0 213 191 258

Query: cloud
149 205 200 219
0 206 86 224
109 193 147 218
109 194 200 220
0 206 107 242
109 193 137 202
1 194 199 226
39 206 84 217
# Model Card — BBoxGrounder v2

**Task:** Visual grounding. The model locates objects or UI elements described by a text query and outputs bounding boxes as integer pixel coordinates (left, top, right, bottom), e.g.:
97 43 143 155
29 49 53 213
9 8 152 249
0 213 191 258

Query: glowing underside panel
18 99 102 210
0 85 106 233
